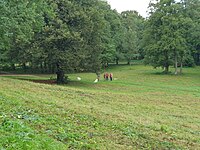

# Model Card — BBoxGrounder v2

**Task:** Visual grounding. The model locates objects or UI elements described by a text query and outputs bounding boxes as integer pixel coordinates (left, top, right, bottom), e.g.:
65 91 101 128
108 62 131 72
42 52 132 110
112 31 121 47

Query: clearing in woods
0 65 200 149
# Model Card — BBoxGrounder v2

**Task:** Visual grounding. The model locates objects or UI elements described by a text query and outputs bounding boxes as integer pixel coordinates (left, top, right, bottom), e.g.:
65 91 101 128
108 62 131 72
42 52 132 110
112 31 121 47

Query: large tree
184 0 200 65
121 11 143 65
144 0 192 74
35 0 110 83
0 0 47 64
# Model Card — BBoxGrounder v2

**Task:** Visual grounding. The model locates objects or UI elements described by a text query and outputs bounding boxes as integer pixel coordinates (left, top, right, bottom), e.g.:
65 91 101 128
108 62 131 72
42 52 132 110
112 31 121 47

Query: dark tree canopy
1 0 199 82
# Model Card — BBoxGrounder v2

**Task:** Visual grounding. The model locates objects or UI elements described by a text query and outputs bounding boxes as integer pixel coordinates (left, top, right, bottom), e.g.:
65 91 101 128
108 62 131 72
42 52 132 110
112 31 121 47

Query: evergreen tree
121 11 143 65
144 0 192 74
184 0 200 65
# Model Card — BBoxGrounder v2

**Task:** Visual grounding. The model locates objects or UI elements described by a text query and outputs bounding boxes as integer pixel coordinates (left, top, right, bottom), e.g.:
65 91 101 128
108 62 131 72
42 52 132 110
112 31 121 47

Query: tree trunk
44 61 47 73
180 57 183 74
198 53 200 65
174 54 178 75
56 63 65 84
48 64 52 73
194 53 200 65
96 72 100 81
164 64 169 73
163 52 169 73
22 63 27 72
11 63 15 70
40 62 43 73
116 58 119 65
52 64 56 74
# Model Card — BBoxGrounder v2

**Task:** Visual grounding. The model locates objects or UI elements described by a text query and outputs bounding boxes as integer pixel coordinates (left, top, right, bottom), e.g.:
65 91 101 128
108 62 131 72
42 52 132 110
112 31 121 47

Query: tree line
144 0 200 74
0 0 199 83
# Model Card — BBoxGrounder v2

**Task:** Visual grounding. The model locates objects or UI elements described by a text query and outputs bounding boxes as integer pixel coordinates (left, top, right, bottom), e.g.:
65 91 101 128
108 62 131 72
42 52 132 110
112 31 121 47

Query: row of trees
0 0 144 83
0 0 199 83
144 0 200 74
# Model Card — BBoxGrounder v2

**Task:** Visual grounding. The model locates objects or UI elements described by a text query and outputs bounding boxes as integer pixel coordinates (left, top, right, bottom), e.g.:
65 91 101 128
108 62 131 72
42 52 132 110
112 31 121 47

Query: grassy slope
0 65 200 149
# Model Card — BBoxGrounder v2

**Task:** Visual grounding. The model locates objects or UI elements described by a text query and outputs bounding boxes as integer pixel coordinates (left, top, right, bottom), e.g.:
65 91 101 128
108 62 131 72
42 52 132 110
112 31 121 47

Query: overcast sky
107 0 151 17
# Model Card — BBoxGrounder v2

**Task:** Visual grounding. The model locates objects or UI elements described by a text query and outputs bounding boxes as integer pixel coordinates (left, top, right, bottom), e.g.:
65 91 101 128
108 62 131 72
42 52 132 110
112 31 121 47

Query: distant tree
144 0 192 74
184 0 200 65
100 5 119 67
121 11 143 65
104 9 124 65
0 0 47 67
74 0 110 78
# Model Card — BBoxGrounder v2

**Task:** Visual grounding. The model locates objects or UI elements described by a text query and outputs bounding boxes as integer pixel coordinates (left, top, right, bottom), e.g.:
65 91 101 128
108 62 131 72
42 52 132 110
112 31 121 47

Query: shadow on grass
18 78 57 85
145 71 187 77
1 75 92 87
1 75 57 85
149 71 173 75
29 79 57 84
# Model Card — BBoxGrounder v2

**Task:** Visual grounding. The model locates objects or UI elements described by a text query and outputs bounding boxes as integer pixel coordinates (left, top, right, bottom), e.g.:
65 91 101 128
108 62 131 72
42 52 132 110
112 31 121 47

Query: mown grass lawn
0 65 200 149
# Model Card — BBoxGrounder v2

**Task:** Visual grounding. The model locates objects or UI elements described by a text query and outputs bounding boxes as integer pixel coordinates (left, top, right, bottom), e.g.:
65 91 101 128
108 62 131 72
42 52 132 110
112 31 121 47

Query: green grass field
0 65 200 149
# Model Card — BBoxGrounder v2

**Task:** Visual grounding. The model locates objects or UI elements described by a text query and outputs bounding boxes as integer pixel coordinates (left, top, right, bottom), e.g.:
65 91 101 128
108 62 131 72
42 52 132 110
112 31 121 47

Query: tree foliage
2 0 199 81
143 0 196 74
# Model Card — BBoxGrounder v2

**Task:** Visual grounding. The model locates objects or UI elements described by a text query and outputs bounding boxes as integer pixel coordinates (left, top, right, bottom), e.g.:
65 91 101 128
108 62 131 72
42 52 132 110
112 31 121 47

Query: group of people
104 73 113 81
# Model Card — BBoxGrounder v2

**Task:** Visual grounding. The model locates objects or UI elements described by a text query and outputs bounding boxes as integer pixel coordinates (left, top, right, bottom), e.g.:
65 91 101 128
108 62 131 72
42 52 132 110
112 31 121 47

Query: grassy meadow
0 64 200 149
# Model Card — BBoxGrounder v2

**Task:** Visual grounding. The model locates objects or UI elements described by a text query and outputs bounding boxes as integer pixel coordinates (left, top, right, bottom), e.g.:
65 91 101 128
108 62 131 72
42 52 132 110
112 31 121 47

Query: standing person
104 73 106 80
106 73 109 80
110 73 113 81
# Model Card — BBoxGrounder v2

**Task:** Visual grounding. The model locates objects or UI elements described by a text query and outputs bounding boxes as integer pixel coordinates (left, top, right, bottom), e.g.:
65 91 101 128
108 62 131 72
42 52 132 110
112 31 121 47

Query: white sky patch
107 0 151 17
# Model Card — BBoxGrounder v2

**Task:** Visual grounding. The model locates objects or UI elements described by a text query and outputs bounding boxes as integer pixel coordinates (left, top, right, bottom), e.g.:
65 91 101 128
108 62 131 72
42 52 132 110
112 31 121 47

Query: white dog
77 77 81 81
94 79 98 83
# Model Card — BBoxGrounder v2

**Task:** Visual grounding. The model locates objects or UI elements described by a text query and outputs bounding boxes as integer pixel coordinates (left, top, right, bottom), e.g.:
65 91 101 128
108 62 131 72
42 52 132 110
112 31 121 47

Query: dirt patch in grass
0 74 57 85
30 79 57 84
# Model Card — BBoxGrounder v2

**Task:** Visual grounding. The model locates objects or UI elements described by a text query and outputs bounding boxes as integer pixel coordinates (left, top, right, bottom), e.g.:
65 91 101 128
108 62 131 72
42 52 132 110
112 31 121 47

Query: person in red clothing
109 73 113 81
105 73 109 80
